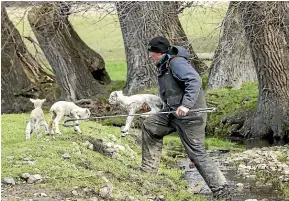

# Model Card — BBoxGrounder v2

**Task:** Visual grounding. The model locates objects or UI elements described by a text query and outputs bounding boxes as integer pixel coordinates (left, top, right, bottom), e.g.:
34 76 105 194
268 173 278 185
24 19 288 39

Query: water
180 147 283 201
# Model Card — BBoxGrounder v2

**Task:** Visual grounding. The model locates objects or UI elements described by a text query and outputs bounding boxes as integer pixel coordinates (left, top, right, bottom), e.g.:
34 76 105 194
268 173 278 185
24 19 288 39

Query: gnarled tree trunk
1 5 38 113
116 1 207 95
239 1 289 139
28 3 111 101
207 2 257 91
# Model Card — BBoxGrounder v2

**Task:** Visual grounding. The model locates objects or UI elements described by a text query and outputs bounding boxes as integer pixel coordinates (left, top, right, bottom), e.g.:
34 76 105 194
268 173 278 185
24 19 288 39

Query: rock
246 174 257 181
21 173 31 180
83 141 91 147
105 142 114 148
6 156 14 160
129 174 138 179
40 193 48 197
99 177 113 199
27 174 43 184
114 144 125 152
99 187 112 199
188 181 205 194
126 196 139 201
88 144 94 150
156 195 165 201
23 160 35 165
3 177 15 185
71 164 78 170
90 197 98 201
62 153 71 159
236 183 244 188
71 190 78 196
105 148 116 154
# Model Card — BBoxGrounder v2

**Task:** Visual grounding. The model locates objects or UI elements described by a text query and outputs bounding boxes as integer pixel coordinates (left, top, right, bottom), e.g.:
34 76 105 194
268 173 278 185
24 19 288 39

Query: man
140 36 231 199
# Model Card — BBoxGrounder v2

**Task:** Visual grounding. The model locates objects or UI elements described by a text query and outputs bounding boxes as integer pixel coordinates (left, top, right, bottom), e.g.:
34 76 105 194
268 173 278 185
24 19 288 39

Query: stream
180 138 288 201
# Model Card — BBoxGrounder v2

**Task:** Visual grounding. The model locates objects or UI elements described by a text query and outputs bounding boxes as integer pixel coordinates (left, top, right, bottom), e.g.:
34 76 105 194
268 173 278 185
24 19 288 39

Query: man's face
149 51 164 65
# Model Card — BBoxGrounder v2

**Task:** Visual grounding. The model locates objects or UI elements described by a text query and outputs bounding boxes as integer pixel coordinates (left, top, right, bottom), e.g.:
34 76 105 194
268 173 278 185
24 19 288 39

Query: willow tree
116 1 207 95
28 2 111 101
239 1 289 139
207 2 256 91
1 5 42 113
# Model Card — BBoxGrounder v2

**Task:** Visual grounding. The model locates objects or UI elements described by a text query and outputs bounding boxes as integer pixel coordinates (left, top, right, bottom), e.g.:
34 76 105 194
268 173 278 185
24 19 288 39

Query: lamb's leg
42 120 50 135
121 106 137 137
54 113 64 135
25 120 32 140
49 111 56 134
35 120 42 137
70 111 82 134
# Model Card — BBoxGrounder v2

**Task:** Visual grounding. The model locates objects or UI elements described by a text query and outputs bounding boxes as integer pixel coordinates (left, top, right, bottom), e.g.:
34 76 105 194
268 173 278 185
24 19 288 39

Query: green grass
280 183 289 201
1 113 208 200
206 81 258 136
106 61 127 81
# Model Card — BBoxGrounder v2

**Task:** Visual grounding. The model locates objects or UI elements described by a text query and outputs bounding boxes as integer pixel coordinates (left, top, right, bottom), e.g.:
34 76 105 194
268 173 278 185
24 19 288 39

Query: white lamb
108 91 164 137
49 101 91 135
25 99 50 140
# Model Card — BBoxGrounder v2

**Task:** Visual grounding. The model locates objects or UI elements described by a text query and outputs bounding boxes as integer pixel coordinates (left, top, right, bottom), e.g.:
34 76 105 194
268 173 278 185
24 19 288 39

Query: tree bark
1 5 38 113
239 2 289 139
207 2 257 91
116 1 207 95
27 2 111 101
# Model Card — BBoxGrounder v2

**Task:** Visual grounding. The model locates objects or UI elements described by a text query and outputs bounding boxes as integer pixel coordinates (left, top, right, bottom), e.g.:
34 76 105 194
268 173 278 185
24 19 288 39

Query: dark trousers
141 112 227 192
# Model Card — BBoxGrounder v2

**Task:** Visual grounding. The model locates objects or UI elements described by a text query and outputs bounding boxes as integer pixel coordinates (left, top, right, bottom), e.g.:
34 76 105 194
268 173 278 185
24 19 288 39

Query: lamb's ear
86 108 90 113
30 98 36 103
41 99 46 103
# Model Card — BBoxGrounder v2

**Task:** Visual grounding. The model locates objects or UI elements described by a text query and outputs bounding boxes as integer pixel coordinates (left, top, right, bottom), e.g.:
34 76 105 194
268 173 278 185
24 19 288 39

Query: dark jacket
157 46 207 111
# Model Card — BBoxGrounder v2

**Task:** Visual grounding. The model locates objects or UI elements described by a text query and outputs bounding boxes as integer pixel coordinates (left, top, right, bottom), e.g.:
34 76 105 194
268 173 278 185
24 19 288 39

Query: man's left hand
176 105 189 116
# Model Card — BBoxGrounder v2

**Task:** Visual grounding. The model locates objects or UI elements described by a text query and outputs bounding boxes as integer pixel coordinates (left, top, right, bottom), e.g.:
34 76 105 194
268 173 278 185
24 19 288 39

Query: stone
246 175 257 181
23 160 35 165
40 193 48 197
88 144 94 150
72 190 78 196
105 142 114 148
6 156 14 160
236 183 244 188
99 187 112 199
27 174 42 184
62 153 71 159
3 177 15 185
21 173 30 180
126 196 139 201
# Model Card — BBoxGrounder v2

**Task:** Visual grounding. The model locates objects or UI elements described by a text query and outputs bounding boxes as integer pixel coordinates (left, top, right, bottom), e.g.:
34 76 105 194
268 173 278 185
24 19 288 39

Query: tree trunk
27 3 111 101
207 2 257 91
163 2 208 75
116 1 207 95
239 2 289 139
1 5 38 113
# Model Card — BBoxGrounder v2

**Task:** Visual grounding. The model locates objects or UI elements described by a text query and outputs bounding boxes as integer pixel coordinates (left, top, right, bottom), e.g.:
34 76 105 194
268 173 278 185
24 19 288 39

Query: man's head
148 36 170 64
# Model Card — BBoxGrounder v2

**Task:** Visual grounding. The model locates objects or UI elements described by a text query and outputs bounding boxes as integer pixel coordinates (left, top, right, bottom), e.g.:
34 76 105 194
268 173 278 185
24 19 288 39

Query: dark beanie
148 36 170 53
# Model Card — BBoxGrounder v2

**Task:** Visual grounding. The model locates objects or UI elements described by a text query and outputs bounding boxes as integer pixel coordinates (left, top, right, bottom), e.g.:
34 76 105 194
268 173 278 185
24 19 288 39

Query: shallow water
180 148 283 201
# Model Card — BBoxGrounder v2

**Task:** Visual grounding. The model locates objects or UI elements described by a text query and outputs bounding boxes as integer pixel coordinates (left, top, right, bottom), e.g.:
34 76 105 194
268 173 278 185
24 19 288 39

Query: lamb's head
30 99 46 108
77 108 91 119
108 91 123 105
